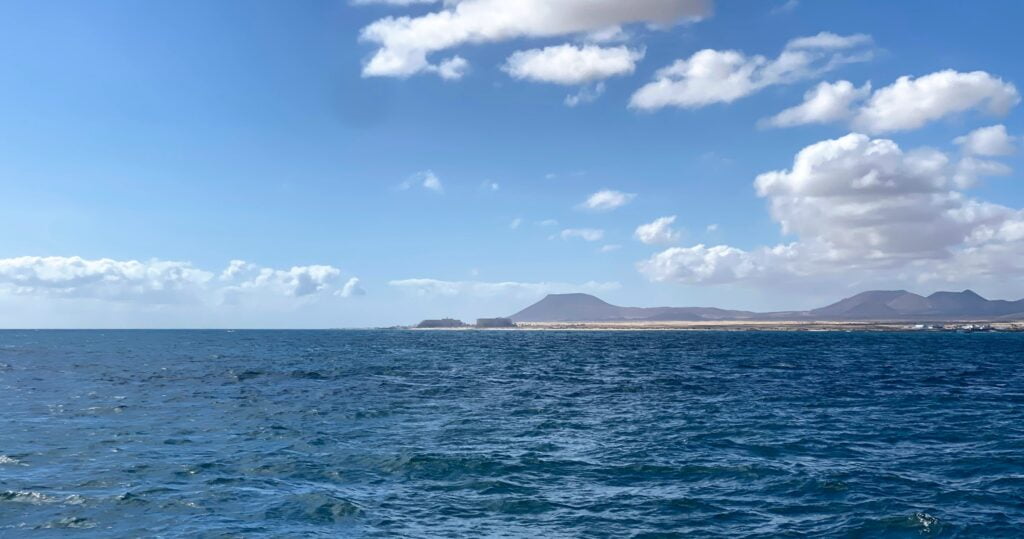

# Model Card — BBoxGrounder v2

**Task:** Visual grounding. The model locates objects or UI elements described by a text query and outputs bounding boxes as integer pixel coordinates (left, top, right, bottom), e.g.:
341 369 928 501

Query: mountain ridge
509 290 1024 322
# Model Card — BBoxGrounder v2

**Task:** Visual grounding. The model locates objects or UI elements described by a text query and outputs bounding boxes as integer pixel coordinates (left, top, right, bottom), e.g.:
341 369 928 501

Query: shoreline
409 320 1024 332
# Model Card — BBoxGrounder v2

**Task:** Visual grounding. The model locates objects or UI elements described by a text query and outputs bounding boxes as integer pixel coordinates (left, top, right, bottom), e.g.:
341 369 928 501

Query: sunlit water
1 330 1023 537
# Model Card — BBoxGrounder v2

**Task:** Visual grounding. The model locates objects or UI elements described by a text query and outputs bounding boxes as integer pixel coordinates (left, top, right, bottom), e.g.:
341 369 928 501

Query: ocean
1 330 1023 537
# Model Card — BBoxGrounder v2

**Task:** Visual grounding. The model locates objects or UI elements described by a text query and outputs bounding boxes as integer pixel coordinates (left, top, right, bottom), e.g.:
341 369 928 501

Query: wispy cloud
560 228 605 241
578 189 636 211
398 170 444 193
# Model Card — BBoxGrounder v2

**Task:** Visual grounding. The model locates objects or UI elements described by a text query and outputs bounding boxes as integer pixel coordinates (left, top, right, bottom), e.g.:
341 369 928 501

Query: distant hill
510 293 627 322
507 290 1024 322
510 293 758 322
811 289 1024 319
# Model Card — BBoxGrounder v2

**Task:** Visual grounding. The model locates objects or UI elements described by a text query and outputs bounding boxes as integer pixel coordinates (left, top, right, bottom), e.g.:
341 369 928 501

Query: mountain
509 293 757 322
507 290 1024 322
927 290 997 315
812 289 1024 319
509 293 627 322
810 290 928 319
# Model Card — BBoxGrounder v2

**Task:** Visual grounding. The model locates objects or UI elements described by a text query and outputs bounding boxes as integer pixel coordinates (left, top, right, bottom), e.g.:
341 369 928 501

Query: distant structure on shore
414 317 517 329
416 318 468 329
476 317 516 328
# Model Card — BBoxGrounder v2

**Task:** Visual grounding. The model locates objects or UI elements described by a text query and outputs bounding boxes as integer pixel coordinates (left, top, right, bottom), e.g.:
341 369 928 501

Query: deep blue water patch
1 330 1023 537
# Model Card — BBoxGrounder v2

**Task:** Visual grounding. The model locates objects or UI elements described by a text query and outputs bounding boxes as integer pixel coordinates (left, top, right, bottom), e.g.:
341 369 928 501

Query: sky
1 0 1024 328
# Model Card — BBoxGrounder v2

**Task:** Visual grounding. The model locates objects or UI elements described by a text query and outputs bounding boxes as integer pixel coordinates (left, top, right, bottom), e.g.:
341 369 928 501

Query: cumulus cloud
635 216 683 244
578 189 636 211
629 32 872 110
339 277 366 298
560 228 605 242
389 278 620 298
503 44 644 85
772 71 1020 132
0 257 358 303
953 157 1012 189
762 80 871 127
638 133 1024 286
430 56 469 80
955 124 1017 156
359 0 711 79
638 244 768 284
0 256 212 303
229 265 343 298
854 70 1020 133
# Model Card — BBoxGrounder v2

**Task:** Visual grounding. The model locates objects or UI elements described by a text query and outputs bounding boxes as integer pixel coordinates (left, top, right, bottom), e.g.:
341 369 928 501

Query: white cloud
537 219 559 227
638 244 767 284
422 171 443 192
578 189 636 211
585 26 629 43
565 83 606 107
481 180 500 191
430 55 469 80
220 259 253 281
599 244 622 253
629 32 872 110
854 70 1020 133
635 215 683 244
399 170 444 192
224 264 344 298
560 228 605 241
503 44 644 85
389 278 620 298
953 157 1012 189
339 277 366 298
762 80 871 127
767 71 1020 133
771 0 799 14
638 133 1024 286
785 31 872 50
0 256 212 303
0 256 357 303
359 0 711 79
509 217 523 229
955 124 1017 156
706 223 719 232
353 0 438 5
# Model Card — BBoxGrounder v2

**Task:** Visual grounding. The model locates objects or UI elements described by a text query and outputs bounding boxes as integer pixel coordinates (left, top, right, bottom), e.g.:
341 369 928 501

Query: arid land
409 320 1024 332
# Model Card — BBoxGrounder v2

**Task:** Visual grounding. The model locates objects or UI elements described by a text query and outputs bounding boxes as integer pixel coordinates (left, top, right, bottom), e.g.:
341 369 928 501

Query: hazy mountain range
509 291 1024 322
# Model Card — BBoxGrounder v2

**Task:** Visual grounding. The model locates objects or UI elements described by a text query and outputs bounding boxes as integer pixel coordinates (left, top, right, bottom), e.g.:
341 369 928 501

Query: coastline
409 320 1024 332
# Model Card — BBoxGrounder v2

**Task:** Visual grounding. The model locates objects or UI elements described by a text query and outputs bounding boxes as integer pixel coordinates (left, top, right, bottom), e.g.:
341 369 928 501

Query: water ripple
1 329 1023 536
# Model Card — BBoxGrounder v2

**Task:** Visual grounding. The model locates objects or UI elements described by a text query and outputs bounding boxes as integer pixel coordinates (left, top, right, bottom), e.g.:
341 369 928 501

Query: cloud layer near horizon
0 256 360 304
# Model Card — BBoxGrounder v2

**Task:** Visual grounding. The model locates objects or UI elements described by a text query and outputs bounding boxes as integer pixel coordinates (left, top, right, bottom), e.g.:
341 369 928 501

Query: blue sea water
1 330 1023 537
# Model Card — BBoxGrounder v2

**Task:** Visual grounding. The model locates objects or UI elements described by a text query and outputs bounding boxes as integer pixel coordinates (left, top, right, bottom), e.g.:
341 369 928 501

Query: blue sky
1 0 1023 327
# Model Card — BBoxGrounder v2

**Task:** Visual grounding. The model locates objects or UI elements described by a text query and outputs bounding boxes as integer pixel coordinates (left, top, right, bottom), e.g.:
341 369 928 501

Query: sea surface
1 330 1023 537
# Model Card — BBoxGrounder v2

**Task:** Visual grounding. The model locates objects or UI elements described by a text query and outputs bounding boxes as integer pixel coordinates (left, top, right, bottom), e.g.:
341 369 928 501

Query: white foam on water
1 491 57 505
